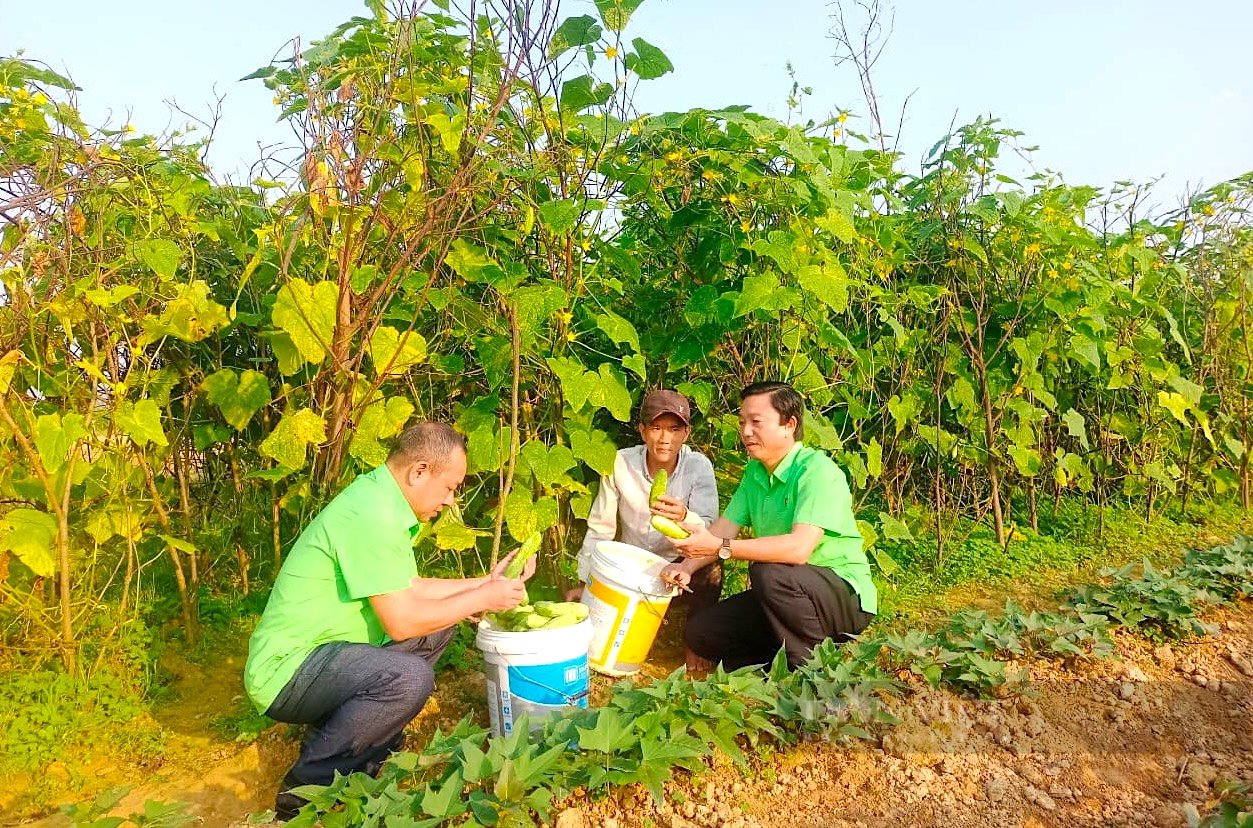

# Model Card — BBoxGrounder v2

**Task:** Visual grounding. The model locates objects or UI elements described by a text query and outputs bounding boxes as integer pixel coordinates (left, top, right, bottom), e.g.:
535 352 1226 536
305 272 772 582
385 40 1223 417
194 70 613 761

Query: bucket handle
503 659 590 706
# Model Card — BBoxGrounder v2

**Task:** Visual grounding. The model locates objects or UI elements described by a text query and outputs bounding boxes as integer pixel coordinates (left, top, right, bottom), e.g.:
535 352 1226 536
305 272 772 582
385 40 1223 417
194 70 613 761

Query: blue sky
3 0 1249 204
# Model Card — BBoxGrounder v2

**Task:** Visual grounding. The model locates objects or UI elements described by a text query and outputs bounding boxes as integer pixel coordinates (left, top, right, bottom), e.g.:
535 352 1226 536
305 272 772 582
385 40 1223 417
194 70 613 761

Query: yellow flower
740 220 752 232
1024 242 1042 257
837 112 848 124
123 124 135 134
565 330 578 342
833 128 842 138
665 150 682 162
556 310 573 323
724 193 740 206
1062 260 1073 271
630 123 641 136
605 46 618 59
1048 268 1058 278
701 169 716 181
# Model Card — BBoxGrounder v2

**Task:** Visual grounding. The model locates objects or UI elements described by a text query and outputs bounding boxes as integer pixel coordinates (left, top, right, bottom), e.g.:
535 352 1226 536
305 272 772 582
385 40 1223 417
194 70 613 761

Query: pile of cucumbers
485 532 589 632
486 600 590 632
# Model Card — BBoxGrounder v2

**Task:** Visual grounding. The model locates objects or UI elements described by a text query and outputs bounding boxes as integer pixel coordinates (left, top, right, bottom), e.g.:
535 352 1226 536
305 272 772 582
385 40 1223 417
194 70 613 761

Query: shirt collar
373 464 422 537
763 442 804 486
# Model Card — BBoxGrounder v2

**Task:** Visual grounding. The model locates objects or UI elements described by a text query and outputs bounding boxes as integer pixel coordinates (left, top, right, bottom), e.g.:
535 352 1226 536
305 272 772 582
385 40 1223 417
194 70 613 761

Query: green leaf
420 769 465 819
815 200 857 244
865 437 883 478
1069 334 1102 371
201 369 271 431
446 239 506 285
560 75 613 112
134 239 181 280
594 310 640 353
1008 444 1042 477
735 273 782 317
520 441 577 488
115 399 167 447
34 413 86 473
1167 375 1203 406
877 511 913 542
1061 408 1089 451
569 426 617 476
623 353 647 380
886 394 919 436
593 0 644 31
537 199 582 236
547 356 597 412
624 38 673 79
272 278 339 365
577 708 635 752
369 326 427 377
796 261 848 312
260 408 327 470
0 508 57 577
548 15 602 57
590 363 632 421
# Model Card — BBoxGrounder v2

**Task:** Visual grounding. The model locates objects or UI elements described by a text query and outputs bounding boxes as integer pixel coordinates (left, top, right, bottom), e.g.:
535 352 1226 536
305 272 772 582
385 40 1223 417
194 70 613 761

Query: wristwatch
717 537 733 560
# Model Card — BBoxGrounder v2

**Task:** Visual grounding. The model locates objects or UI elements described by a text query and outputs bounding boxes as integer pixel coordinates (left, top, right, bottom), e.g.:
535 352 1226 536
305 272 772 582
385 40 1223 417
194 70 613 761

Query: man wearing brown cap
568 390 722 617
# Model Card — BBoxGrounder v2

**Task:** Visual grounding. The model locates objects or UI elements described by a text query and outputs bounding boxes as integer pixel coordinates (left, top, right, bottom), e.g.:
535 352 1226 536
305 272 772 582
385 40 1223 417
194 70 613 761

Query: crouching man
244 423 534 821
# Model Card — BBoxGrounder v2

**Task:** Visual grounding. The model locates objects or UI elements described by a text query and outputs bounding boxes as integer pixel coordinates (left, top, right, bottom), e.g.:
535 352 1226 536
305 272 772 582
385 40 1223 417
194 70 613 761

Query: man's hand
659 563 692 593
669 525 721 558
479 577 528 611
491 547 538 581
650 494 689 524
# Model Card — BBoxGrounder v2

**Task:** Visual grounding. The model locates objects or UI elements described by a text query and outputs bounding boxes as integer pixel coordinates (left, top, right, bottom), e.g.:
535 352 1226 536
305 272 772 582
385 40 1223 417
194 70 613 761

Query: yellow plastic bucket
581 541 677 676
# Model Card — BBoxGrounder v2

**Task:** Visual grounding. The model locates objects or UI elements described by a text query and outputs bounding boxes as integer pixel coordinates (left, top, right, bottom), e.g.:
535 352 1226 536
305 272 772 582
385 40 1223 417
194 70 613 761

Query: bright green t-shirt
724 442 877 614
244 465 422 712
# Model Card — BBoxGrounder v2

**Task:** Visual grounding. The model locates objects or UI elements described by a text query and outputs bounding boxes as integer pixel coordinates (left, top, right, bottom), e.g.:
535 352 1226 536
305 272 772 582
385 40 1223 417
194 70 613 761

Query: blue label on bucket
506 655 590 707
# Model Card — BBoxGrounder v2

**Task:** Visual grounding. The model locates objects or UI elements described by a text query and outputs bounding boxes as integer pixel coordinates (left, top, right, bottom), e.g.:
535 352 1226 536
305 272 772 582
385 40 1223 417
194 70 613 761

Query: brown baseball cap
639 389 692 426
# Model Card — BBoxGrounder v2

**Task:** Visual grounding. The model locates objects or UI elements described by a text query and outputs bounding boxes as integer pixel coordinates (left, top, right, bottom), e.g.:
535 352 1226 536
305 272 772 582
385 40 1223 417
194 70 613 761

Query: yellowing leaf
369 326 427 377
0 508 58 576
139 281 229 345
260 408 327 470
272 279 338 365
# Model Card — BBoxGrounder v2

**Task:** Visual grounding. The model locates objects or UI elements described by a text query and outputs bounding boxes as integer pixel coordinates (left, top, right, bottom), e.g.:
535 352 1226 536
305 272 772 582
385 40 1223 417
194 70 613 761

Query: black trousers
685 562 873 670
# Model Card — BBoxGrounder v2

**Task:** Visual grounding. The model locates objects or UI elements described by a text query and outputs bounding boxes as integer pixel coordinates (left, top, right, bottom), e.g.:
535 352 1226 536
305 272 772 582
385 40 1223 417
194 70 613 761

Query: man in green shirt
661 382 876 671
244 422 534 821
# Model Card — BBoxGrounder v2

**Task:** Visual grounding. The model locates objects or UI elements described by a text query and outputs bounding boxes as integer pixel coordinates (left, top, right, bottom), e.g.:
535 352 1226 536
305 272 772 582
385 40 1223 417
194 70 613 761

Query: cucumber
503 532 542 579
649 468 668 505
650 514 689 539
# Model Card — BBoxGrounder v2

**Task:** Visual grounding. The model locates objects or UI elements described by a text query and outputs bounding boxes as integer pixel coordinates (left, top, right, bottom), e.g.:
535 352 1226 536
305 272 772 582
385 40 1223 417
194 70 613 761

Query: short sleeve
331 516 417 600
723 479 753 528
792 457 856 537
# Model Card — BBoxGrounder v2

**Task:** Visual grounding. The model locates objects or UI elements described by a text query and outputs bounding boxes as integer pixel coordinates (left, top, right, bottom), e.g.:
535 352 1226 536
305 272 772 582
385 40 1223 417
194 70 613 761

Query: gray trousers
266 627 454 789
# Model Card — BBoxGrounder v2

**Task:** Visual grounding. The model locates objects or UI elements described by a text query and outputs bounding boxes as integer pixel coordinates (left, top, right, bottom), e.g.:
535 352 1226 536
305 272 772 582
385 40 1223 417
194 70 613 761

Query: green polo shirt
724 442 877 614
244 465 422 712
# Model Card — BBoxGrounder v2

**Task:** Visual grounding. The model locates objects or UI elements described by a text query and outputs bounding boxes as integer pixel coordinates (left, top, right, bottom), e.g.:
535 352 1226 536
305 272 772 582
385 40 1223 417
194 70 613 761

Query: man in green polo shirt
244 422 534 821
661 382 876 671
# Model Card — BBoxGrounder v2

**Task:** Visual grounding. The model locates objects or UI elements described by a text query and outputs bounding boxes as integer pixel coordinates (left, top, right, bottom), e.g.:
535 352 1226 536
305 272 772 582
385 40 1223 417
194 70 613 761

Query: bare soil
9 601 1252 828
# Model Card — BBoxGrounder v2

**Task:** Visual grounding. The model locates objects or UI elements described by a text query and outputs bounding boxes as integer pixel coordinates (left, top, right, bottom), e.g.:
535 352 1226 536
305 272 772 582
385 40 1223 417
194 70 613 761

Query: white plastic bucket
581 541 678 676
475 617 593 738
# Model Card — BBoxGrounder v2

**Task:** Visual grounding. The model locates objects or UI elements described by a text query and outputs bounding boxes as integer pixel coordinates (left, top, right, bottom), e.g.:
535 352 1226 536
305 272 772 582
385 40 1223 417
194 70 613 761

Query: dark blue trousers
266 627 454 791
